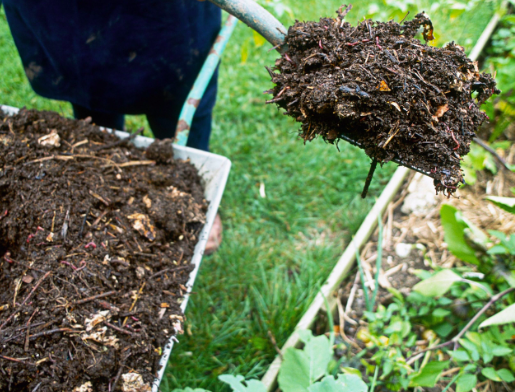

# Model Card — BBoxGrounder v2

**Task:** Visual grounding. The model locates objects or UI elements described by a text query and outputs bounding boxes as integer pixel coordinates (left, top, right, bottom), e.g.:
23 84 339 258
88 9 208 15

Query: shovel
202 0 443 186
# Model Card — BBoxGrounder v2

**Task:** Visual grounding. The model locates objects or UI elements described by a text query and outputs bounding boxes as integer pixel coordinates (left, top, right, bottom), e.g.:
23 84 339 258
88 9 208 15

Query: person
3 0 223 253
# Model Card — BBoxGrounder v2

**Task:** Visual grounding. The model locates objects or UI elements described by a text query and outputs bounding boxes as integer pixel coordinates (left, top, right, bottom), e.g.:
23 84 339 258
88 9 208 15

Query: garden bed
0 106 231 392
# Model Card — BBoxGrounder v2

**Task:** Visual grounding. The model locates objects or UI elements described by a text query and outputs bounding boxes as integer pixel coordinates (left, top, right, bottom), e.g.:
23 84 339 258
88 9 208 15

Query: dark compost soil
0 109 207 391
267 6 499 196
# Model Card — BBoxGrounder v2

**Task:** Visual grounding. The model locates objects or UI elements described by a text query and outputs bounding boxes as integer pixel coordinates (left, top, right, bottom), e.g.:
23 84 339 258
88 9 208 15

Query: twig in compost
361 159 378 198
123 282 146 326
28 327 81 340
73 290 117 305
0 355 37 367
93 127 145 151
407 286 515 362
111 361 126 392
78 206 91 238
24 307 39 351
473 137 511 171
0 271 51 332
104 321 138 337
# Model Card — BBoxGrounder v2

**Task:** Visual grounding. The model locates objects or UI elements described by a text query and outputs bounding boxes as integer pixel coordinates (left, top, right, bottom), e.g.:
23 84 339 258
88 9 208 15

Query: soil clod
267 5 499 196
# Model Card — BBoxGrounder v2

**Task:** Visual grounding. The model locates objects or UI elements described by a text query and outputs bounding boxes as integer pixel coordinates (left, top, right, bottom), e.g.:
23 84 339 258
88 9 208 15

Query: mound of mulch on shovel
0 109 207 391
267 5 499 196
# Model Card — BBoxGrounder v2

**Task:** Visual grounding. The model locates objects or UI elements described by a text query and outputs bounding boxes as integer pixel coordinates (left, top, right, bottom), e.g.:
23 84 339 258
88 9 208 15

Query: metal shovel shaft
207 0 288 52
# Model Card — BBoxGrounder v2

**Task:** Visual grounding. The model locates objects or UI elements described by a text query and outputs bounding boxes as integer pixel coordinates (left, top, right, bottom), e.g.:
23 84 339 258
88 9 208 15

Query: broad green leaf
485 196 515 214
433 308 451 317
308 375 367 392
219 375 266 392
492 346 512 356
481 367 501 382
479 303 515 329
449 350 470 362
440 205 480 265
456 373 477 392
409 361 449 387
173 388 211 392
278 331 332 392
413 269 461 297
497 369 515 383
460 339 480 361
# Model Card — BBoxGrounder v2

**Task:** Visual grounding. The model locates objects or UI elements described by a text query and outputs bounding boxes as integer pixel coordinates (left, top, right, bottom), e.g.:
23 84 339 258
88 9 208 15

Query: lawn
0 1 496 390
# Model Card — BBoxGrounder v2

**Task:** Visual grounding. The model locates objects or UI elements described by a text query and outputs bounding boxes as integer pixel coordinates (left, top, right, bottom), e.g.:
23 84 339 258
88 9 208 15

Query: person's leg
146 115 175 140
72 103 125 131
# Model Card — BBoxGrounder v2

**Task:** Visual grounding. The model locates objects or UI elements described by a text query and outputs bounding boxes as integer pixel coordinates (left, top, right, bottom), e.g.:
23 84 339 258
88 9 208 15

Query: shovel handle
207 0 288 52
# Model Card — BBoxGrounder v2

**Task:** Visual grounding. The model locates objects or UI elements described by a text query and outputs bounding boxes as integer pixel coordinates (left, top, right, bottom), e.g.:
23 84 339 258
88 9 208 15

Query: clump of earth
267 5 499 196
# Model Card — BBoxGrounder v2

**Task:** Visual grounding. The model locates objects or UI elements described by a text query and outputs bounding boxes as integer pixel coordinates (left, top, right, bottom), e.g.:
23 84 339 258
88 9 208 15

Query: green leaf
413 269 461 297
409 361 449 387
440 205 480 265
278 331 332 392
456 373 477 392
433 308 451 318
492 346 513 356
485 196 515 214
308 375 367 392
497 369 515 383
219 375 267 392
172 388 211 392
449 350 470 362
481 367 501 382
479 303 515 329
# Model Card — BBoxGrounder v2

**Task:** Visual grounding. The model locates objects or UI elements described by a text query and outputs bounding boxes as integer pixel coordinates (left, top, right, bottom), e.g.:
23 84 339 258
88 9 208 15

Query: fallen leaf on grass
128 213 156 241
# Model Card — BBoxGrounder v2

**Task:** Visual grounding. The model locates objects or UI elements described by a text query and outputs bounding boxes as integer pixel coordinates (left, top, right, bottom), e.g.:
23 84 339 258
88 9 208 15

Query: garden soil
267 6 499 196
0 109 207 392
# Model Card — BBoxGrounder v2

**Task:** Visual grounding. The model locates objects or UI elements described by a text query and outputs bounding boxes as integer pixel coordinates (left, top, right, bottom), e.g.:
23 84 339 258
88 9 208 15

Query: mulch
0 109 207 391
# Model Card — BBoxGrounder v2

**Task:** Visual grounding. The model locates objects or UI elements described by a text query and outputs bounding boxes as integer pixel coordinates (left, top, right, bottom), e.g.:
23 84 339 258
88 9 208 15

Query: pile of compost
267 5 499 195
0 109 207 391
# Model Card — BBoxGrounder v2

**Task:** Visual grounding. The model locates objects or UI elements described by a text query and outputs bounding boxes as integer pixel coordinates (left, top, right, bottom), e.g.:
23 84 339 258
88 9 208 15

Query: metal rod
175 14 239 146
207 0 288 53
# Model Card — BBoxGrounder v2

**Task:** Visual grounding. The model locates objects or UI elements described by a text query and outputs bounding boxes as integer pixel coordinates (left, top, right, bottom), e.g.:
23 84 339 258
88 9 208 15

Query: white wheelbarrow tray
0 104 232 391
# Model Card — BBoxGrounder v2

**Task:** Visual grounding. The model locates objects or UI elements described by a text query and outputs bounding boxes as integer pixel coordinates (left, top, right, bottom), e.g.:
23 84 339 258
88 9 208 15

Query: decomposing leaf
128 213 156 241
38 129 61 148
84 310 110 331
81 326 119 348
378 80 391 91
46 232 54 242
434 104 449 118
121 373 152 392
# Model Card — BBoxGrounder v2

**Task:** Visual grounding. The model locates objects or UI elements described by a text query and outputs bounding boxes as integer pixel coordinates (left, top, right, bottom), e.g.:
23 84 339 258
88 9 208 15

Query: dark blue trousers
3 0 221 151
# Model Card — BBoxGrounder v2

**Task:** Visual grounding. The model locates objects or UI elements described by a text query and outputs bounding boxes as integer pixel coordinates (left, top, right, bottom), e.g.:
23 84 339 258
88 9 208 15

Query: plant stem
371 216 383 310
355 244 371 312
442 374 460 392
407 286 515 361
370 364 379 392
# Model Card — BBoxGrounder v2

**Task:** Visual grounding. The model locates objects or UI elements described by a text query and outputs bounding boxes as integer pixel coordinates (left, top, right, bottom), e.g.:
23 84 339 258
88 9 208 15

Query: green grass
0 1 496 391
